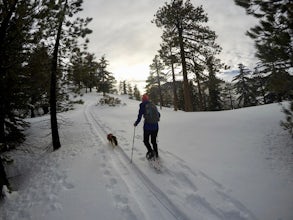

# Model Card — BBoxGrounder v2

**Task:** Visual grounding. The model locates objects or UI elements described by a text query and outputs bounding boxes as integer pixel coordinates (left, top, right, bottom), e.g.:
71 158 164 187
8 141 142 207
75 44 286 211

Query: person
134 94 160 160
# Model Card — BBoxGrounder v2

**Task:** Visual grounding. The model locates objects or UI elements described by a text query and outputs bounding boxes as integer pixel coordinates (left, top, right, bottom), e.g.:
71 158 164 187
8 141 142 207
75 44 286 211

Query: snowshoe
146 151 155 160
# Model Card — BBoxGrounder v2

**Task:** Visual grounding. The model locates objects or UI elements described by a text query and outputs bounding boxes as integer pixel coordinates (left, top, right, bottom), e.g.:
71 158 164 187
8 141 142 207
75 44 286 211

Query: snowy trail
84 99 257 220
84 102 182 220
3 93 289 219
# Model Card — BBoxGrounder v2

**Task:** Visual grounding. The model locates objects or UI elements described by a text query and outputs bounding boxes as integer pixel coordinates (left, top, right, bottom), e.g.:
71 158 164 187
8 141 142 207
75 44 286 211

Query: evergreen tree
68 49 86 92
192 60 206 111
234 0 292 71
127 83 133 99
234 0 292 102
206 56 224 111
83 53 99 93
235 0 293 137
123 81 127 95
145 73 160 105
149 55 166 109
154 0 222 112
154 0 200 111
0 1 38 146
0 0 92 149
133 85 141 101
25 45 51 117
39 0 92 150
233 64 256 107
96 56 116 96
251 68 267 104
118 81 123 95
69 51 99 93
222 83 235 110
159 32 180 111
146 56 168 106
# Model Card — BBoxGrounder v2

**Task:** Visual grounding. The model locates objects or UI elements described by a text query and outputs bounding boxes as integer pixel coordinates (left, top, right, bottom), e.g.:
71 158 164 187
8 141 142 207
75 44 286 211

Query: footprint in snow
106 178 118 191
103 170 111 176
62 181 74 190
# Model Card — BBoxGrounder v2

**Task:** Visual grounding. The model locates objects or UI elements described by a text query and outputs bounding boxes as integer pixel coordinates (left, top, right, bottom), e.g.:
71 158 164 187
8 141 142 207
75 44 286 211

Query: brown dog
107 133 118 147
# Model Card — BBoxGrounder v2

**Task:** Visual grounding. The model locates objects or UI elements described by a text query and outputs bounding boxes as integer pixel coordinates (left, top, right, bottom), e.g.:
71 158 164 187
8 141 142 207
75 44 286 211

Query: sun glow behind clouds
111 63 150 93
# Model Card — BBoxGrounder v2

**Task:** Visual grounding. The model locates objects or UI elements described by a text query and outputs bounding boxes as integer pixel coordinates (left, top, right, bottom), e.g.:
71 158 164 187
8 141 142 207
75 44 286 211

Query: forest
144 0 292 114
0 0 292 194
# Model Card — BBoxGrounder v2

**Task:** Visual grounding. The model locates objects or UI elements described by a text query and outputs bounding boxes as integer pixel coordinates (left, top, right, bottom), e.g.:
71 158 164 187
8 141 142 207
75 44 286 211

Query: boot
146 151 154 160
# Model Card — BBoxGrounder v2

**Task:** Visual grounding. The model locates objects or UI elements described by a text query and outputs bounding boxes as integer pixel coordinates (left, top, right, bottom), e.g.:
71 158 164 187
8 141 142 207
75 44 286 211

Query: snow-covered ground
1 93 292 220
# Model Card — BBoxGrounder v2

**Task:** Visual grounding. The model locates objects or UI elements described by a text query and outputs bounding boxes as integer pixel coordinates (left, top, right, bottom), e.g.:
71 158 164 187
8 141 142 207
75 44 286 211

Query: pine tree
234 0 293 101
154 0 222 112
222 83 235 110
233 64 256 108
250 68 266 104
159 32 180 111
235 0 293 137
68 49 86 92
96 56 116 96
127 83 133 99
39 0 92 150
0 1 38 146
145 73 160 105
25 45 51 118
122 81 127 95
133 85 141 101
235 0 292 71
84 53 99 93
154 0 198 111
149 55 166 109
206 56 224 111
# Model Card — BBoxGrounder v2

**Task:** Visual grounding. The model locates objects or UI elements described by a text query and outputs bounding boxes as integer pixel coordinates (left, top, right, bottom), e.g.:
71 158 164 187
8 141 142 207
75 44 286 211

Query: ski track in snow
84 103 179 220
83 100 257 220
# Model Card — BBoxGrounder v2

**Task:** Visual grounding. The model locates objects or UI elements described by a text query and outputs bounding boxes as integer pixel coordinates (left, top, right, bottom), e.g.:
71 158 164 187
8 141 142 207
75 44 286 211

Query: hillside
1 93 292 220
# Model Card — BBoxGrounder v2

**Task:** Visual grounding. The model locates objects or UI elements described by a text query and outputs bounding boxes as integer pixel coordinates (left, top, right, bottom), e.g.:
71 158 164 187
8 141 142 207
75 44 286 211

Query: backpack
144 102 160 124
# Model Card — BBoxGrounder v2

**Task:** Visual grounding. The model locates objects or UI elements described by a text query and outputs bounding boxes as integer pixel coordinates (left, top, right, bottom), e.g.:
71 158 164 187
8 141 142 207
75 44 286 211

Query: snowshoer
134 94 160 160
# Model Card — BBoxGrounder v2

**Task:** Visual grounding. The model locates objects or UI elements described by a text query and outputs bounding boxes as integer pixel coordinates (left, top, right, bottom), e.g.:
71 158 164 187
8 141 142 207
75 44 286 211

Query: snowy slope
1 93 292 220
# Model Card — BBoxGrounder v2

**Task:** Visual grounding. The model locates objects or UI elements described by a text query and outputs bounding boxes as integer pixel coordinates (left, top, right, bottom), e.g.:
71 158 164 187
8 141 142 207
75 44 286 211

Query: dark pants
143 129 158 154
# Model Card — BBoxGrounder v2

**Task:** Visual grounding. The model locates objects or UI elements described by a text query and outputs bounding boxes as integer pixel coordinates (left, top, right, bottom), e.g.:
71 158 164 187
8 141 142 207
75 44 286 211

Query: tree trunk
170 55 178 111
177 27 192 112
155 58 163 110
50 1 68 151
0 74 5 145
50 36 61 150
195 71 204 111
0 157 10 197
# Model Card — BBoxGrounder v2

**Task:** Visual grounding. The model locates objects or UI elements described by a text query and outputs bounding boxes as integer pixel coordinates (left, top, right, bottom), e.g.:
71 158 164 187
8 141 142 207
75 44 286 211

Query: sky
79 0 258 91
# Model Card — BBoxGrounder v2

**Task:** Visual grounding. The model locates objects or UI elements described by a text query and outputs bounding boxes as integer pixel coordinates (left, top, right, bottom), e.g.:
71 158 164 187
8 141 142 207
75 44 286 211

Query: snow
1 93 292 220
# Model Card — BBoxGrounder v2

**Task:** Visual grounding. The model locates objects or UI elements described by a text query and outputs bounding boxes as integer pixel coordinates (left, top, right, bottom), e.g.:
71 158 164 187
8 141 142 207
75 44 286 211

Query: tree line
0 0 116 151
118 81 141 101
145 0 292 135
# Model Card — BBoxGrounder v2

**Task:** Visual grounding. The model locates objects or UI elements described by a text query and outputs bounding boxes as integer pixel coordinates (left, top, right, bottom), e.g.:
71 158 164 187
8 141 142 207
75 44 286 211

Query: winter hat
142 94 149 102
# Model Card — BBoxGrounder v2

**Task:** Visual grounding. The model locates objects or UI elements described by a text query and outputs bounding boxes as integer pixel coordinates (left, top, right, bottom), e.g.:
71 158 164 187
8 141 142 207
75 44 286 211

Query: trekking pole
130 126 136 163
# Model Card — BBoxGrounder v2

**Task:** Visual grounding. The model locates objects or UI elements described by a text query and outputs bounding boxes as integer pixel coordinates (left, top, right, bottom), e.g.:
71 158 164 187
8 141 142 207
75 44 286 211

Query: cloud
195 0 258 70
79 0 259 89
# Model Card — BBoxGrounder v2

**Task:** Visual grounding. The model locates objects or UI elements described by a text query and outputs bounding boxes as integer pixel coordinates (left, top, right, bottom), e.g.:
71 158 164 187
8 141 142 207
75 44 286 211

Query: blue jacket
134 101 160 131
